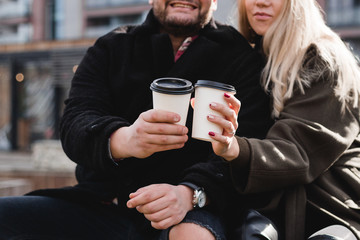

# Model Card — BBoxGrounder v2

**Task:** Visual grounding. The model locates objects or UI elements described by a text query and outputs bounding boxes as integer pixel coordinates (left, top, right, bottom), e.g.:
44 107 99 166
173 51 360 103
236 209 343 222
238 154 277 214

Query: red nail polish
224 93 230 98
209 132 215 136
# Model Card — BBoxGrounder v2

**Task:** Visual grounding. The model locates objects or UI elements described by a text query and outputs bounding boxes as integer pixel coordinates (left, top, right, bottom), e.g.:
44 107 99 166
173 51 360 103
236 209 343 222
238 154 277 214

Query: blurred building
0 0 150 151
318 0 360 56
0 0 359 152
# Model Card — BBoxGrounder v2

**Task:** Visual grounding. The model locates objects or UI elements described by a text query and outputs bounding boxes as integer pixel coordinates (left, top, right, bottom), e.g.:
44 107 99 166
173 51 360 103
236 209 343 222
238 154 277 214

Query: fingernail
174 115 180 122
207 115 215 119
210 103 217 107
224 93 231 98
209 132 215 136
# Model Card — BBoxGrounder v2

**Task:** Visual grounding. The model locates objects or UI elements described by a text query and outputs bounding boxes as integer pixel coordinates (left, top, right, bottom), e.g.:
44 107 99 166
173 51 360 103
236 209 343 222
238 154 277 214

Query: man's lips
169 1 197 10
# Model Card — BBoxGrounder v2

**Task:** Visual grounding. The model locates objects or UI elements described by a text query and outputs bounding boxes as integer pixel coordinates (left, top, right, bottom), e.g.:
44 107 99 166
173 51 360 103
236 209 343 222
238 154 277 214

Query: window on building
327 0 360 26
85 13 146 38
14 57 54 151
0 62 11 150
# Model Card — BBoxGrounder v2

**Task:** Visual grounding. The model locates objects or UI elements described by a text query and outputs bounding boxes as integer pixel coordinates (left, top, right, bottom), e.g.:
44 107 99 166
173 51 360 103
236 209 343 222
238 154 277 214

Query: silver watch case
193 188 206 208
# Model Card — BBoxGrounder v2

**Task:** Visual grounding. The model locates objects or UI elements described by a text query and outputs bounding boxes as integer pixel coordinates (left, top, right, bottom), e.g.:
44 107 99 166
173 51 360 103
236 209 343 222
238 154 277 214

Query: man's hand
110 109 189 159
126 184 193 229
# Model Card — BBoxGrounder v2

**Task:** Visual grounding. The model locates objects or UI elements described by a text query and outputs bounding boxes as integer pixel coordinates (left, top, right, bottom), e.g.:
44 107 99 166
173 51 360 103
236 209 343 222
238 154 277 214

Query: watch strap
179 182 205 208
179 182 201 191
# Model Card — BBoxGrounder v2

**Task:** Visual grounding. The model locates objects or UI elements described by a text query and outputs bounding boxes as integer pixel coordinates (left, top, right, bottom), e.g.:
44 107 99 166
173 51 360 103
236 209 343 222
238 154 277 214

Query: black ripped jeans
0 195 227 240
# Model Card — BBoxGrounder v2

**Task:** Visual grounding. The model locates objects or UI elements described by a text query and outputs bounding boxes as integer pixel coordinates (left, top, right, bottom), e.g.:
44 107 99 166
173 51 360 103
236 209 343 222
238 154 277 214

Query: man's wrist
177 185 195 211
108 137 124 164
179 182 207 208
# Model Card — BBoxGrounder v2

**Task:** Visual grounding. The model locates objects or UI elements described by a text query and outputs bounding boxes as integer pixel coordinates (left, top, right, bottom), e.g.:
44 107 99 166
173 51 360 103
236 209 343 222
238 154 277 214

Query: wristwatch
180 182 207 208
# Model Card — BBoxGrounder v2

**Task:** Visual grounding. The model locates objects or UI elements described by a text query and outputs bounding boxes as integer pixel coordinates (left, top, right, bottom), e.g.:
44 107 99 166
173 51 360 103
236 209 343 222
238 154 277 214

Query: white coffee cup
150 78 194 126
192 80 236 142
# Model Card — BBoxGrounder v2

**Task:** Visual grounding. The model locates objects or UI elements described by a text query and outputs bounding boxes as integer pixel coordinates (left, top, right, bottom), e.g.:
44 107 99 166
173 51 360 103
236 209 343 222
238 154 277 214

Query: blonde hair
238 0 360 117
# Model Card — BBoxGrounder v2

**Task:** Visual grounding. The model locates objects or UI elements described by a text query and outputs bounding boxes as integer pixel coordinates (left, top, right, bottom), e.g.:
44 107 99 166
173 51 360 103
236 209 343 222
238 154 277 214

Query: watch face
197 192 206 208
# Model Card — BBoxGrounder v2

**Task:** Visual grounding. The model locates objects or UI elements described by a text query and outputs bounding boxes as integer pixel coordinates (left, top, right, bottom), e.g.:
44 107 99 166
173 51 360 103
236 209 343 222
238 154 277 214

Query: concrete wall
214 0 238 26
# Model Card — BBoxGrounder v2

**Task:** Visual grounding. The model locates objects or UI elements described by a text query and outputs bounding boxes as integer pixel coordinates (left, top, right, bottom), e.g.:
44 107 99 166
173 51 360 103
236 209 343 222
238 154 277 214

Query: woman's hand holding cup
206 93 241 161
191 80 241 161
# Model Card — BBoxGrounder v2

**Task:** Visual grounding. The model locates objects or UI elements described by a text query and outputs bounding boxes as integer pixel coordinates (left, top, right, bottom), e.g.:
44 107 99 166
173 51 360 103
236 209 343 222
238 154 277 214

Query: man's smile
169 1 198 10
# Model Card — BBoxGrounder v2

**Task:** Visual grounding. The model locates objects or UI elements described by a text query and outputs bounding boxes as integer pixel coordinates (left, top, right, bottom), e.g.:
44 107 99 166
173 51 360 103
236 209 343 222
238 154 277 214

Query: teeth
172 3 194 9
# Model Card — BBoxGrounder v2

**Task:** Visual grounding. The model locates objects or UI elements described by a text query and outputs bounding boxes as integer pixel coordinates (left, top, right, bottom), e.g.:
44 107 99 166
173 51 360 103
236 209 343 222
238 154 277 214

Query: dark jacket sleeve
60 33 130 172
180 35 273 215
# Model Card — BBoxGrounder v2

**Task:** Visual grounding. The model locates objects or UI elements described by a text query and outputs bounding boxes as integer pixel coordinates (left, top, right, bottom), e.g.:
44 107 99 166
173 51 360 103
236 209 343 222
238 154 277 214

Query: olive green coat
230 46 360 240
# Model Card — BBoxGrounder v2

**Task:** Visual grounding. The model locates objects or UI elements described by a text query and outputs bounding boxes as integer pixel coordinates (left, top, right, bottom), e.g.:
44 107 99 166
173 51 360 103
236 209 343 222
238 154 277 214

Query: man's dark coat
29 10 272 234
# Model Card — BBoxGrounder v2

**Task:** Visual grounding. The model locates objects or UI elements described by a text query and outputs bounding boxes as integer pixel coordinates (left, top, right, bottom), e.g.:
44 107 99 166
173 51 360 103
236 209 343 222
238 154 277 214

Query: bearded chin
161 16 207 37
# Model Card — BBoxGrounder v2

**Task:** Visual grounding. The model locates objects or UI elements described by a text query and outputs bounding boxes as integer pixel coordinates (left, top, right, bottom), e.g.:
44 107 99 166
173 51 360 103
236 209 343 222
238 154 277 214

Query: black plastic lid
150 78 194 95
195 80 236 93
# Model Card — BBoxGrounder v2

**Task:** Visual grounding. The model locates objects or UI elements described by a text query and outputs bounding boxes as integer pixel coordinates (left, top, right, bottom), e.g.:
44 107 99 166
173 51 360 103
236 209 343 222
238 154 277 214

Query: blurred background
0 0 359 196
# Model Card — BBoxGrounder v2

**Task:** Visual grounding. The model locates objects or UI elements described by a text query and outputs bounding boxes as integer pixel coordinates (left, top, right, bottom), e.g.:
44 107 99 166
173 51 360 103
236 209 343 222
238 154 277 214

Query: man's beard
155 10 211 37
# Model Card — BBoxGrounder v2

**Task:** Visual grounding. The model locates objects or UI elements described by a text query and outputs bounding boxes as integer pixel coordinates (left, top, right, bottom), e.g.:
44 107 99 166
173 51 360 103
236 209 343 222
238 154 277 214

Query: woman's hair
238 0 360 117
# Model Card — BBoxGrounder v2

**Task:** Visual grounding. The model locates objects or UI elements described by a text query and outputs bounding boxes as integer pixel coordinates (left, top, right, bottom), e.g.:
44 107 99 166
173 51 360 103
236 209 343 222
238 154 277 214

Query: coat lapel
168 36 223 83
151 33 175 78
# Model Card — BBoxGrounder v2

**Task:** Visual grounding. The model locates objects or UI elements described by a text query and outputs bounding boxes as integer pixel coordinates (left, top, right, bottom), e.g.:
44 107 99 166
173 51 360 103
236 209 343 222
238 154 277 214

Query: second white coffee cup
192 80 236 142
150 78 194 126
